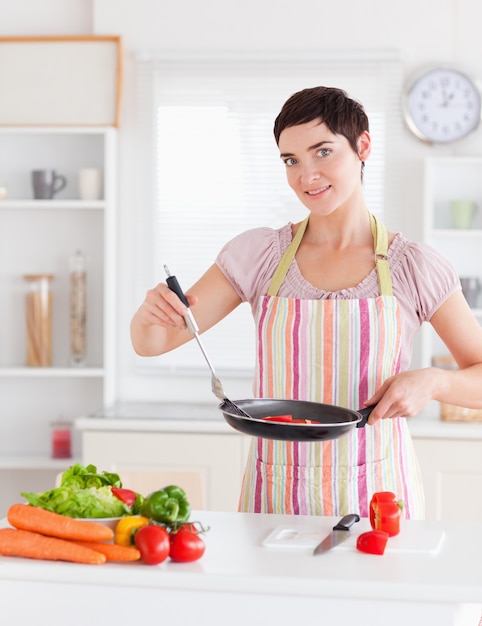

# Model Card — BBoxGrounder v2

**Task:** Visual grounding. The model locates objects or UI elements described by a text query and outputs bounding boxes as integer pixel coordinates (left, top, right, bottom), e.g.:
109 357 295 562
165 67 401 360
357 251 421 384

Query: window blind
132 52 403 377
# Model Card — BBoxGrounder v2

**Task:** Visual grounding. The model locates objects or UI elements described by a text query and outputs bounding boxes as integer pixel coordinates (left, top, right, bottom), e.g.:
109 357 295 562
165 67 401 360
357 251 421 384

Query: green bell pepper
141 485 191 524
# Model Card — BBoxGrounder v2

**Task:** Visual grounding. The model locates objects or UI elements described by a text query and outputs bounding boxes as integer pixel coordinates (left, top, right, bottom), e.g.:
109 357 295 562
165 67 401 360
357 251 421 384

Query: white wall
3 0 482 404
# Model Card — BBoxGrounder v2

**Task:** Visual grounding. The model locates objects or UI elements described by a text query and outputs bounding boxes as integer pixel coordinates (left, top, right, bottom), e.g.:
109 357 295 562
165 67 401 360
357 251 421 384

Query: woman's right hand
130 264 242 357
130 281 198 356
137 281 198 330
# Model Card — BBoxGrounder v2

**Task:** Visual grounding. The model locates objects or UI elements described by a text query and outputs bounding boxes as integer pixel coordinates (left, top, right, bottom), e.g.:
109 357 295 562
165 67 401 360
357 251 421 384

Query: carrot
73 540 141 562
0 528 106 564
7 503 114 542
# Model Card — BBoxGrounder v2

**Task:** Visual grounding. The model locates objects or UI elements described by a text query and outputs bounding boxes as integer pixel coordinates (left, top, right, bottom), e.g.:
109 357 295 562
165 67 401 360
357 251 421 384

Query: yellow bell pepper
114 515 149 546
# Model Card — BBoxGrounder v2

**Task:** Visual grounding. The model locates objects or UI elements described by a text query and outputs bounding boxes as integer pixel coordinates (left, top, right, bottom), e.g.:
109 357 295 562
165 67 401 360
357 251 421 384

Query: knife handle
333 513 360 531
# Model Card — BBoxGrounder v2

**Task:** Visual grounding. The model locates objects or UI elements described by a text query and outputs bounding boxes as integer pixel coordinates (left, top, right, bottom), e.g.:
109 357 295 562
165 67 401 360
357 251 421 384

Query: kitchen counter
75 400 482 440
75 401 232 434
0 510 481 626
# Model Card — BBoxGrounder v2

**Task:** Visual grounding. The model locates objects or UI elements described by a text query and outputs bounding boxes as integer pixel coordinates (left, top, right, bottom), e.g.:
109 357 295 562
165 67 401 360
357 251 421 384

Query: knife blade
313 513 360 555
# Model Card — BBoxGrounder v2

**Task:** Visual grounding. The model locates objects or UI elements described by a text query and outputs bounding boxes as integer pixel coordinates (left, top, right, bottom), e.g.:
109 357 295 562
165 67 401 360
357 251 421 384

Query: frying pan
163 269 374 443
219 398 374 442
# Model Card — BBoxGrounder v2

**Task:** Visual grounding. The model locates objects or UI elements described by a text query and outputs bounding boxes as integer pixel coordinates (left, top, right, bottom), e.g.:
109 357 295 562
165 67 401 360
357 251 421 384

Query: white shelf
0 456 81 470
430 228 482 236
421 156 482 369
0 126 114 135
0 200 106 210
0 367 105 378
0 126 117 495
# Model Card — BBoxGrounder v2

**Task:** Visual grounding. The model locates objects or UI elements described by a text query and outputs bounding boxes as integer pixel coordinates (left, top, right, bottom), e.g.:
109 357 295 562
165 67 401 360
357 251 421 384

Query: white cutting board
262 524 445 555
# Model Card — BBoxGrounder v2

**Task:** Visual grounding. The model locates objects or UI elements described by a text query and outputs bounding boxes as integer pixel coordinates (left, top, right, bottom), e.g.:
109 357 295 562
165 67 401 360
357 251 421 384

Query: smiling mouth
306 185 330 196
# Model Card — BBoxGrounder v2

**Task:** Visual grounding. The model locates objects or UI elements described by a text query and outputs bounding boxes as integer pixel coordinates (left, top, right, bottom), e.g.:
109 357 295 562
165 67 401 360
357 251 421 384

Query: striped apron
238 214 425 519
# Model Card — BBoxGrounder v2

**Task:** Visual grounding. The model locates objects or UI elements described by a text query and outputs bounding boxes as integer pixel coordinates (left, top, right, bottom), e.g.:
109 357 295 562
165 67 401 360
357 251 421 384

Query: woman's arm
366 290 482 423
130 264 242 356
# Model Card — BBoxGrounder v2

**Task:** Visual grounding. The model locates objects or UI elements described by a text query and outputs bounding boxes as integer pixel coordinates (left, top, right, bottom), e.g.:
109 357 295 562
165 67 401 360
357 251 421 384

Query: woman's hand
364 368 439 425
365 291 482 425
137 282 198 330
130 264 242 357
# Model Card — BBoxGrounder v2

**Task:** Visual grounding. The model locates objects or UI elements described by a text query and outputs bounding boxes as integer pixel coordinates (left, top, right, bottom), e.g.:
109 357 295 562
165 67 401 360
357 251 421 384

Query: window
133 53 403 378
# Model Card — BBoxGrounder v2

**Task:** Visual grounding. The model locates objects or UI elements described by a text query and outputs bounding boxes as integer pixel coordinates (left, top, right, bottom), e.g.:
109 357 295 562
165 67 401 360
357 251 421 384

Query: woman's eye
317 148 331 157
283 157 297 167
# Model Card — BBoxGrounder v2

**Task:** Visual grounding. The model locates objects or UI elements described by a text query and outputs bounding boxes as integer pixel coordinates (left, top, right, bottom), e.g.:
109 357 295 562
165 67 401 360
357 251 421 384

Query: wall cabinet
0 127 117 516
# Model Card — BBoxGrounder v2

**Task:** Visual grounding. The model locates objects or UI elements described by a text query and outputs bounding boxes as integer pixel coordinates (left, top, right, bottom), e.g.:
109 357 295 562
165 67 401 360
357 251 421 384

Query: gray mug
32 169 67 200
460 276 481 308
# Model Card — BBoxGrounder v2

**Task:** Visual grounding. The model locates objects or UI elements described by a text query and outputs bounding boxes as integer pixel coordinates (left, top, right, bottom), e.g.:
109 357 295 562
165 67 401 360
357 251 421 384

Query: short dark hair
273 86 369 158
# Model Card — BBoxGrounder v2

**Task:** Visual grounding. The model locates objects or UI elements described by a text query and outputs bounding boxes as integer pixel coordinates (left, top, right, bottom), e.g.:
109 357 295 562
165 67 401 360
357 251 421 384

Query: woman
131 86 482 519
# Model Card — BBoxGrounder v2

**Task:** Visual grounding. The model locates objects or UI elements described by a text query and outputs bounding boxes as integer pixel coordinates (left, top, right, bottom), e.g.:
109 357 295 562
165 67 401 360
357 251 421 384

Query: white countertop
75 401 232 434
75 400 482 440
1 510 481 626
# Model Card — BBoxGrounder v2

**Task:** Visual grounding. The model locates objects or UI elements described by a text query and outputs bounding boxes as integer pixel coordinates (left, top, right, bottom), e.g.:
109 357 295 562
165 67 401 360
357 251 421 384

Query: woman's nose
300 162 321 185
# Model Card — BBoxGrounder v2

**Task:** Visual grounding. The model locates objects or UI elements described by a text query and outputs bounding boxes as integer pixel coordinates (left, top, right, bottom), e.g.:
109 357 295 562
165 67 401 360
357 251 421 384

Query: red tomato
135 524 170 565
111 486 138 508
369 491 403 537
356 530 389 555
169 526 206 562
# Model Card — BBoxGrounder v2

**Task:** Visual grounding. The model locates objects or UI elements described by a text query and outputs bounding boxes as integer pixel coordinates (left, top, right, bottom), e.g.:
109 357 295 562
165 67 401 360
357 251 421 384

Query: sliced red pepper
356 530 389 555
369 491 403 537
111 486 138 508
261 415 312 424
262 415 294 423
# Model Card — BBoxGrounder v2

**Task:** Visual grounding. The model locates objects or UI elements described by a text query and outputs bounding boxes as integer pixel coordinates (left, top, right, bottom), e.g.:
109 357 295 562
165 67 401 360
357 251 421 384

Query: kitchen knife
313 514 360 555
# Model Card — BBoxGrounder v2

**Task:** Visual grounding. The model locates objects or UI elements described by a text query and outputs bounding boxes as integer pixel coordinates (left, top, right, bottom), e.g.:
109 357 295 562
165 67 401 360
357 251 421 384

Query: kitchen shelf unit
0 126 117 516
421 156 482 372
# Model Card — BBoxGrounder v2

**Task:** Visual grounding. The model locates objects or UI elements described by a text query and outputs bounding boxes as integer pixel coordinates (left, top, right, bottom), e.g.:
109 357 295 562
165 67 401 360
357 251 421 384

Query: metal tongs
164 266 252 418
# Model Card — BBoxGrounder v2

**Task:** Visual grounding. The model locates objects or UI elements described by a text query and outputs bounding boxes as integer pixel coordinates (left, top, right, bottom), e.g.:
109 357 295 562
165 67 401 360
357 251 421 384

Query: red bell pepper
262 415 294 423
111 487 138 508
369 491 403 537
356 530 389 555
262 415 311 424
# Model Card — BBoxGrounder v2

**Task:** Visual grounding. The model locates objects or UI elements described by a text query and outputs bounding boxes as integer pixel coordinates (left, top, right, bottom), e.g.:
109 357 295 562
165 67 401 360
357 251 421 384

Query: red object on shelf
51 425 72 459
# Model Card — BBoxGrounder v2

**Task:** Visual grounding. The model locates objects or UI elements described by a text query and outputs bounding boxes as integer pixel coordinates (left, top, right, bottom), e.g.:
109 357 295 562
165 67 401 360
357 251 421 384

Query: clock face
404 68 482 144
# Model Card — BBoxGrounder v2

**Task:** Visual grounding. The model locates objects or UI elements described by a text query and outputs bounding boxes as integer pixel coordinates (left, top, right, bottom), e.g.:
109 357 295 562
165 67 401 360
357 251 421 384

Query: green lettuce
21 463 133 518
60 463 122 490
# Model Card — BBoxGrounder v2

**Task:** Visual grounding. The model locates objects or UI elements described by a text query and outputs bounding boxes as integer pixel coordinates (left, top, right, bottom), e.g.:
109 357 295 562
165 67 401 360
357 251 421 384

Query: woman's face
277 119 370 216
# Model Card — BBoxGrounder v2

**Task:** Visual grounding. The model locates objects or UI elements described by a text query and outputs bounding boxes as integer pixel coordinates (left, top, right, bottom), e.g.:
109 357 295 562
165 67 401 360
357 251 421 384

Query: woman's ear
357 131 371 162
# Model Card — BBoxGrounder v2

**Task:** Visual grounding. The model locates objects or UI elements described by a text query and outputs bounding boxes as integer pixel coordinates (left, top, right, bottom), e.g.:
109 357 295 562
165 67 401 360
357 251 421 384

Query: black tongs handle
164 265 190 307
164 265 199 336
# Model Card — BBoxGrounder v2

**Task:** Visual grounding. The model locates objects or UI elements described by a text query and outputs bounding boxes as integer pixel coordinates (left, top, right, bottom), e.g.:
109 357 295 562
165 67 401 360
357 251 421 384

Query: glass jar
23 274 54 366
51 418 72 459
69 250 87 366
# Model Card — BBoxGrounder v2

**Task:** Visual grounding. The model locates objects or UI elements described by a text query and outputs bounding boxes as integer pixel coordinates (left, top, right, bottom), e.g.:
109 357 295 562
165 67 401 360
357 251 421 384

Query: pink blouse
215 222 461 371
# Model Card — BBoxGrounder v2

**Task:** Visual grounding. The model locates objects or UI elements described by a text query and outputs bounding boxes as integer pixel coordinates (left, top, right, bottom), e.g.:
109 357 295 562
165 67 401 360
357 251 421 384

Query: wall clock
403 67 482 144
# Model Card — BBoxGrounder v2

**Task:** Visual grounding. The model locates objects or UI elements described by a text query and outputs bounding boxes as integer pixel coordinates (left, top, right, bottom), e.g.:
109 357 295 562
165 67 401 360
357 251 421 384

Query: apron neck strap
267 213 393 297
267 216 309 297
370 213 393 296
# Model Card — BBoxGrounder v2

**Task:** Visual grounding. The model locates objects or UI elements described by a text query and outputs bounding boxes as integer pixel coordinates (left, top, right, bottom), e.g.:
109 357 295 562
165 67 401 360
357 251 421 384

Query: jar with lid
70 250 87 366
23 274 54 366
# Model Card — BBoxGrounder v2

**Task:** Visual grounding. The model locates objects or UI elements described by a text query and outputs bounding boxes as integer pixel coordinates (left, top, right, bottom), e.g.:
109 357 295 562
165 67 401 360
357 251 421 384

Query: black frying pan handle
356 405 376 428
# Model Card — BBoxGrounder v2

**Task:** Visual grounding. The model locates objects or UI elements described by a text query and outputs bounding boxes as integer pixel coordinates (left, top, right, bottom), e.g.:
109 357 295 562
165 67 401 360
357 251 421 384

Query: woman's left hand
364 369 438 424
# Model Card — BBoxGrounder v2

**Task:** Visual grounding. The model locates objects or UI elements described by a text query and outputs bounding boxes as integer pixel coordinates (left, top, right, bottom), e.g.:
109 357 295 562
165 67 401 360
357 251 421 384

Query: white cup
77 168 102 201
